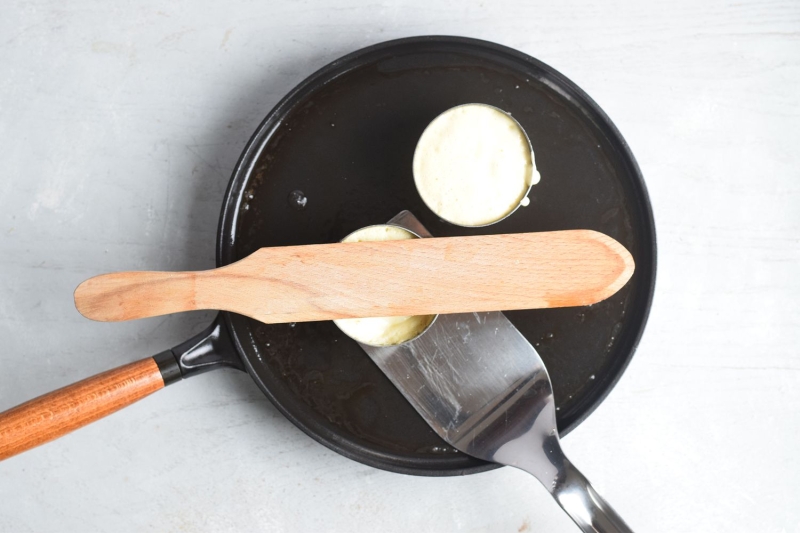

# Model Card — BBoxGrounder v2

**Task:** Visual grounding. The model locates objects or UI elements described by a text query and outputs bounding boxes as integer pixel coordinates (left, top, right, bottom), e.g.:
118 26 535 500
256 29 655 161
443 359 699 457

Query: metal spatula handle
552 458 633 533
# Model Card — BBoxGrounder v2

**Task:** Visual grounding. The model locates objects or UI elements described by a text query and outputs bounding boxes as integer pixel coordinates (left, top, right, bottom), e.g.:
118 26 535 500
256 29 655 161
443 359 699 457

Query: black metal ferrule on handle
153 350 182 386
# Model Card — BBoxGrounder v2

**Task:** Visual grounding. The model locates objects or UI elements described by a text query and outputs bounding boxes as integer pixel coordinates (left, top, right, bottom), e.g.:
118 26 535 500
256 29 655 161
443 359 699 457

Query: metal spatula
362 211 633 533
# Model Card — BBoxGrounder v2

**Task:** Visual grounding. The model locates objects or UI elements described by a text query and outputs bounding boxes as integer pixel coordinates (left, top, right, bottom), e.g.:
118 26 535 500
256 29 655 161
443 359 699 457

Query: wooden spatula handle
0 358 165 461
75 271 198 322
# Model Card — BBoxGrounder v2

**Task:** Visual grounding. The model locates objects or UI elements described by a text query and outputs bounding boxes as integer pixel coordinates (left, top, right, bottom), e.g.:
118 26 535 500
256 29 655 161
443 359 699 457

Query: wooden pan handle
0 358 165 461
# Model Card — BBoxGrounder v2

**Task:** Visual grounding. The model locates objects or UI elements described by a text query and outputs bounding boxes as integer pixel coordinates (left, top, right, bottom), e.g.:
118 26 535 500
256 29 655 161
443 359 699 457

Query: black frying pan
0 36 655 476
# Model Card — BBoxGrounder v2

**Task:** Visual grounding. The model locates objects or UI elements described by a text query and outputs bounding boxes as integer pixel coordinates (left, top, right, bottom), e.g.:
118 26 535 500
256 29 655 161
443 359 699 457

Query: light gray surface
1 1 798 532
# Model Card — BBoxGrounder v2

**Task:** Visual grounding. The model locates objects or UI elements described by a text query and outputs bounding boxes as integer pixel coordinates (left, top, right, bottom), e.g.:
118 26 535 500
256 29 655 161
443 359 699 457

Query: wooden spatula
74 230 634 323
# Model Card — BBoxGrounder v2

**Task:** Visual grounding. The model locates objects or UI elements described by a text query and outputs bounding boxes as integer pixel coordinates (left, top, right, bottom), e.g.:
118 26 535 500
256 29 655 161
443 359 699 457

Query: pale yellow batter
413 104 540 227
333 225 436 346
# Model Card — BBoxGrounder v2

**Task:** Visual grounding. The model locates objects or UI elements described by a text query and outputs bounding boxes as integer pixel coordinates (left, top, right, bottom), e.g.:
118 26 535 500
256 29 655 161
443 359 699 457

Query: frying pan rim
214 35 657 476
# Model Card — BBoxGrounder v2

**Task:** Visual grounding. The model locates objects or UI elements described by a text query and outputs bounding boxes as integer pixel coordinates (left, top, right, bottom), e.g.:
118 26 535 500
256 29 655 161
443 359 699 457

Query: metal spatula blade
361 211 633 533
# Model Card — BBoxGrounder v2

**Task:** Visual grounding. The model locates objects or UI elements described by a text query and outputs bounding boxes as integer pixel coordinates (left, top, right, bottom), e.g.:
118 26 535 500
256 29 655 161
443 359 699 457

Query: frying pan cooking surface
217 36 656 475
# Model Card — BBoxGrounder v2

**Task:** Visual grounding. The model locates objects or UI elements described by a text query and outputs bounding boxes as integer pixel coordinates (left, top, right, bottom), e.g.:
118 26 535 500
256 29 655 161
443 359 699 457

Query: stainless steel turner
360 211 633 533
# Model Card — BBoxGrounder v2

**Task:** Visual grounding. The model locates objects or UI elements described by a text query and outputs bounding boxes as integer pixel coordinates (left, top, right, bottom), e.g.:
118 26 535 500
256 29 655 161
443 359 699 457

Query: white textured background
1 1 799 531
